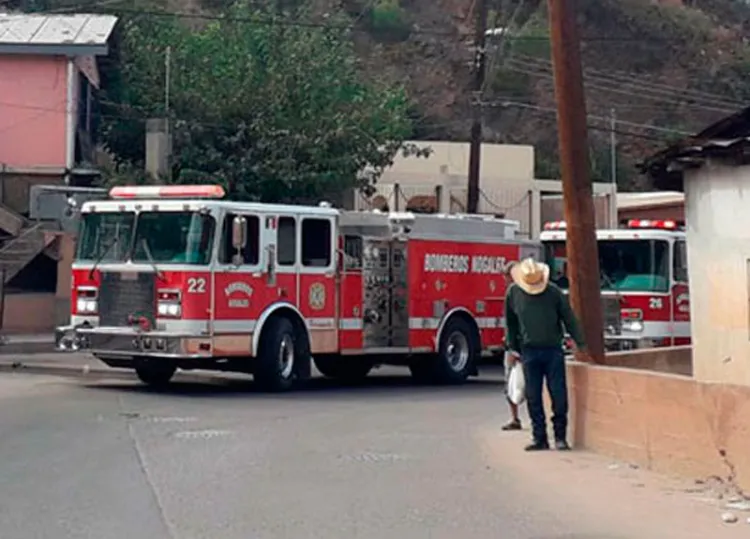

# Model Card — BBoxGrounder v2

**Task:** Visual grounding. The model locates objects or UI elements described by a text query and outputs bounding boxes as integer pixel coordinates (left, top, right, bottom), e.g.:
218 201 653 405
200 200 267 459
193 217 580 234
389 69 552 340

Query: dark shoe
554 439 571 451
501 419 522 431
524 440 550 451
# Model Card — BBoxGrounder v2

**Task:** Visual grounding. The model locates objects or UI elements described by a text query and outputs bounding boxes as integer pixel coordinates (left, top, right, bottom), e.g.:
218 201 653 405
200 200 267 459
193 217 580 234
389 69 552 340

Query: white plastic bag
507 362 526 405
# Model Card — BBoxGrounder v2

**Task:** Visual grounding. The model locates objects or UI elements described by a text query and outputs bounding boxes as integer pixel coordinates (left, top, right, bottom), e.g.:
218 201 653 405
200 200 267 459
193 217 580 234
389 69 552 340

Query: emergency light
543 221 567 230
109 185 226 200
626 219 677 230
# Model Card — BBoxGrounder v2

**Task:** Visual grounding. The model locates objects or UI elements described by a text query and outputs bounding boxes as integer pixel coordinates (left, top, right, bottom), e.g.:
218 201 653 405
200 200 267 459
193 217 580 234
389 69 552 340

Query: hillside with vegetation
344 0 750 190
9 0 750 194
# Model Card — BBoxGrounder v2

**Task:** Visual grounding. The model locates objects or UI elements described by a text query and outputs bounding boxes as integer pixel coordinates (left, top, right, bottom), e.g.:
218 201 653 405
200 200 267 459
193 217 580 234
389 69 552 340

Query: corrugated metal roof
638 105 750 192
616 191 684 209
0 13 117 55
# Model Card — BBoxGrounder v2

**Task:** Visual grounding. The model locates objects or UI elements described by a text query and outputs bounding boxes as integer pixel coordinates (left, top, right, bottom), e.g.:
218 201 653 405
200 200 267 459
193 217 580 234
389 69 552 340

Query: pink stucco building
0 13 117 334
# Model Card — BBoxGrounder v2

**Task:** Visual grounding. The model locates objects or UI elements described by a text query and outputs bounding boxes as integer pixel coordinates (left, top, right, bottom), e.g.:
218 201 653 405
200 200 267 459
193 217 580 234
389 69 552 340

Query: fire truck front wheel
432 317 479 384
135 361 177 387
255 316 300 392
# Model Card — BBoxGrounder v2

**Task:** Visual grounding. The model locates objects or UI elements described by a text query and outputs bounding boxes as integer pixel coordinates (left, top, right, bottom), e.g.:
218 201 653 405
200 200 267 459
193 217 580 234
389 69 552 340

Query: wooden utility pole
547 0 604 363
466 0 488 214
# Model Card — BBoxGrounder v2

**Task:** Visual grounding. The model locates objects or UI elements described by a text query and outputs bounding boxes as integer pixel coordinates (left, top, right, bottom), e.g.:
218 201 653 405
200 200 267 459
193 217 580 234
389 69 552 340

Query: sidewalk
0 351 115 378
0 334 55 355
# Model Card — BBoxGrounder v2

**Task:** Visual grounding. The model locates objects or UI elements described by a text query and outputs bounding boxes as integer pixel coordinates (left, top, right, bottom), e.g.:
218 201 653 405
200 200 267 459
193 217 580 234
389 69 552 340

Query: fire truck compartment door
362 238 409 348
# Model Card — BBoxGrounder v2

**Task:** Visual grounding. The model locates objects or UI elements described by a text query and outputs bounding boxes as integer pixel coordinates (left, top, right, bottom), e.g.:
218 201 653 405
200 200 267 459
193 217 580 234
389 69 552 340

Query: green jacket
504 282 585 353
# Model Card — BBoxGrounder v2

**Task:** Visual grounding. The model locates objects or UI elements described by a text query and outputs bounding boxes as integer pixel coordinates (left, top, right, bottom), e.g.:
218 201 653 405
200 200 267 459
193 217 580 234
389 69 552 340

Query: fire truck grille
98 271 157 327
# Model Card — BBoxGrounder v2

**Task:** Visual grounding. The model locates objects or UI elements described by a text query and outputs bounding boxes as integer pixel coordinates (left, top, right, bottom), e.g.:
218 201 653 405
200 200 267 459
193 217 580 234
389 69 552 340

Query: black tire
432 317 479 384
314 355 374 382
135 362 176 387
255 316 297 392
408 357 435 384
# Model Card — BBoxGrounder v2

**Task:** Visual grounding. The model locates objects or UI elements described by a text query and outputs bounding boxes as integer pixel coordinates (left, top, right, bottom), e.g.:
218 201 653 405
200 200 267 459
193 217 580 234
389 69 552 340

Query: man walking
504 257 585 451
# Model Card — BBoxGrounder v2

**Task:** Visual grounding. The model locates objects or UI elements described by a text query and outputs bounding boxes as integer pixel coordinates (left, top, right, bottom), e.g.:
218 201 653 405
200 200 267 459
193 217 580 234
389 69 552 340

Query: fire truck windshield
76 212 135 262
76 211 215 265
131 212 215 265
544 239 670 293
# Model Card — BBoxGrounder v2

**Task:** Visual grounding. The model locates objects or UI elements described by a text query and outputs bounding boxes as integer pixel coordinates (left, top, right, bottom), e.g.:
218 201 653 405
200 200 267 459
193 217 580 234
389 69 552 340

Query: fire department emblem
309 283 326 311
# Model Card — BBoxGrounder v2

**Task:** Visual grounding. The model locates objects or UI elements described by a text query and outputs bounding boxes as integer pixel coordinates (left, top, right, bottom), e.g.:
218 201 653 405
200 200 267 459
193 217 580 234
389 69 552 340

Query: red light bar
109 185 225 200
626 219 677 230
543 221 567 230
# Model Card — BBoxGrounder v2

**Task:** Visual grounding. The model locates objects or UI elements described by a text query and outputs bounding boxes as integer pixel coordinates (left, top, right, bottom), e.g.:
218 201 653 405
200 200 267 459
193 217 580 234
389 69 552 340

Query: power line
0 92 675 145
26 2 725 43
482 98 681 142
515 53 745 108
507 54 742 111
502 61 737 116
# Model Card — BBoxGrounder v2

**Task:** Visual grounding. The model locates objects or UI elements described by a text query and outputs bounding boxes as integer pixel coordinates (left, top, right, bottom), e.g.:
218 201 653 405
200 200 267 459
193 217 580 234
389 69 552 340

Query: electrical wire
505 56 741 113
502 61 736 116
16 1 730 44
513 53 745 108
482 98 690 136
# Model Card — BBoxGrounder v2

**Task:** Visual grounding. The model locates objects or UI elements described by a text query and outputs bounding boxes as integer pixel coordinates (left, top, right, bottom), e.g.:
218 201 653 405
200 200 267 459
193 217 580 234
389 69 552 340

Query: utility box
29 185 108 235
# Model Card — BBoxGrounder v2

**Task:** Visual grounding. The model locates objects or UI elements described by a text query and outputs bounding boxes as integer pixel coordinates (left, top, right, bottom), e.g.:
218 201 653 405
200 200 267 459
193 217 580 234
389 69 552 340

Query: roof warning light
109 185 226 200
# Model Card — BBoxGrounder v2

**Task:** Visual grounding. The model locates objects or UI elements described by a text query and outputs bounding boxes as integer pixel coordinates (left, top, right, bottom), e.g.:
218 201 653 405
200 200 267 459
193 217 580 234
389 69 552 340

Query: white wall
381 141 535 186
685 161 750 386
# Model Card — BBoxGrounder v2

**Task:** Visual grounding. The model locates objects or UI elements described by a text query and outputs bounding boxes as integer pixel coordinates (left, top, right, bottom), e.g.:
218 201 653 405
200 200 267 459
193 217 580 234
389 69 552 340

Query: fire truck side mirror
231 216 247 250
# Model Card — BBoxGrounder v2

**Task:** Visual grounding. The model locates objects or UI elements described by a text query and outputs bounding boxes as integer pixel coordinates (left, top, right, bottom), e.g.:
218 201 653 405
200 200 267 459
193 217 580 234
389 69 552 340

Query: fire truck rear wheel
135 362 177 387
433 317 478 384
255 316 298 392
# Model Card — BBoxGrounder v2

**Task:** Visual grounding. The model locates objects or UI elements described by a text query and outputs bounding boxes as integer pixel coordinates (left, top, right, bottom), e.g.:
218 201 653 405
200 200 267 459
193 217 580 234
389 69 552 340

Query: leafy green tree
101 1 421 202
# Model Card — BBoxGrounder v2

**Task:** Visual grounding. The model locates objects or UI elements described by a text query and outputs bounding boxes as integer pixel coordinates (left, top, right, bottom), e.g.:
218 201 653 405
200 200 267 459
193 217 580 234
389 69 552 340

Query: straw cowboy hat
510 257 550 295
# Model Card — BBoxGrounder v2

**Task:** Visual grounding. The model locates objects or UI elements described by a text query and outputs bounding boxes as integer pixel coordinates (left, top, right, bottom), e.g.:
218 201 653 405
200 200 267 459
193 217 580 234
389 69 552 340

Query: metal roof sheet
638 106 750 192
0 13 117 54
616 191 684 209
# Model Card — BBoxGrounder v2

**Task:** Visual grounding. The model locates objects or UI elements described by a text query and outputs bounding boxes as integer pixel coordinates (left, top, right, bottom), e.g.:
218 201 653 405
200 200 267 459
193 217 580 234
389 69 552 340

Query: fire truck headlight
157 302 182 317
623 320 644 333
76 298 98 314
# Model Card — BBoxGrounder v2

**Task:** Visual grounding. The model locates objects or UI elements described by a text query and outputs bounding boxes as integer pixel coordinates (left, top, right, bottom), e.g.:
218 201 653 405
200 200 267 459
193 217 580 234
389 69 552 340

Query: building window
277 216 296 266
302 218 332 267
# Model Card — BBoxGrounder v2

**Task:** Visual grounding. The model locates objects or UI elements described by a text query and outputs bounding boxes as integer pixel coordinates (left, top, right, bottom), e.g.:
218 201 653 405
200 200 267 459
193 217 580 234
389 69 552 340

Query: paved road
0 367 745 539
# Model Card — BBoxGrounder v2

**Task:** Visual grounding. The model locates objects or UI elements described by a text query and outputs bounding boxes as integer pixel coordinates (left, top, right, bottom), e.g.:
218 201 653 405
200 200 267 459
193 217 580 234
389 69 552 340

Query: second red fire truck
540 219 690 351
56 184 541 390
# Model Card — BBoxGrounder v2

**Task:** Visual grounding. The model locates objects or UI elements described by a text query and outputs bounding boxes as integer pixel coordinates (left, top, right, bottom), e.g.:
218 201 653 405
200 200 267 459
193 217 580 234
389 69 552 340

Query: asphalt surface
0 361 746 539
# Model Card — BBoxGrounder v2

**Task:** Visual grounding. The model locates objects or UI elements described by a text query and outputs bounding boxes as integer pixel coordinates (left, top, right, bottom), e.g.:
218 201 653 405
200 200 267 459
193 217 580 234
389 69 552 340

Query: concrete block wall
565 355 750 492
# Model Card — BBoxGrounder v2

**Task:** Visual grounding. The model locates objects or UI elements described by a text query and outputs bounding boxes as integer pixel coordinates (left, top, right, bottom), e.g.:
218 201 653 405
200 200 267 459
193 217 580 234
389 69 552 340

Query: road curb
0 343 55 356
0 361 129 379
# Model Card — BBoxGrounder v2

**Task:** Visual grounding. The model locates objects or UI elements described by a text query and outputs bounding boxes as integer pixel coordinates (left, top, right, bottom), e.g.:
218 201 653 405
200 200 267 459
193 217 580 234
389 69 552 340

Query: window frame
217 211 262 268
673 239 688 284
276 215 297 268
300 216 335 272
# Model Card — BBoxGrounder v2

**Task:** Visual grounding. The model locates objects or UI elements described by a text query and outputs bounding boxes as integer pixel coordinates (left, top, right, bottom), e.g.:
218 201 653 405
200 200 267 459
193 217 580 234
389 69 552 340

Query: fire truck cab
540 219 690 351
56 185 540 390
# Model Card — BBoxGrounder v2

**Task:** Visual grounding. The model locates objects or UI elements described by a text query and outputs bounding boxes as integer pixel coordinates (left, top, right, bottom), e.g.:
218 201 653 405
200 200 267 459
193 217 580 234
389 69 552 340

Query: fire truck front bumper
55 325 209 359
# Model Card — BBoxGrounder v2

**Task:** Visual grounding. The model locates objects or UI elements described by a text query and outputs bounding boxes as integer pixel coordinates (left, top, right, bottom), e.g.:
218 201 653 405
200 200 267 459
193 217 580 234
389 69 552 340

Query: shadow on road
83 368 505 401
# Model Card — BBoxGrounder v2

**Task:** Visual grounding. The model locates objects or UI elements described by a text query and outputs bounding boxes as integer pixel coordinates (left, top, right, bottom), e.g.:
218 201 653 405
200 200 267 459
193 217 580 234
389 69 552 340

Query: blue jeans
522 346 568 444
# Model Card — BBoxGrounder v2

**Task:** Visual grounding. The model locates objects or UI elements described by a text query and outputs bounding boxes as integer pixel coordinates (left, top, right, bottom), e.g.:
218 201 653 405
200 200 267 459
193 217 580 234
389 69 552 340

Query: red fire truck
55 184 541 390
540 219 690 351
